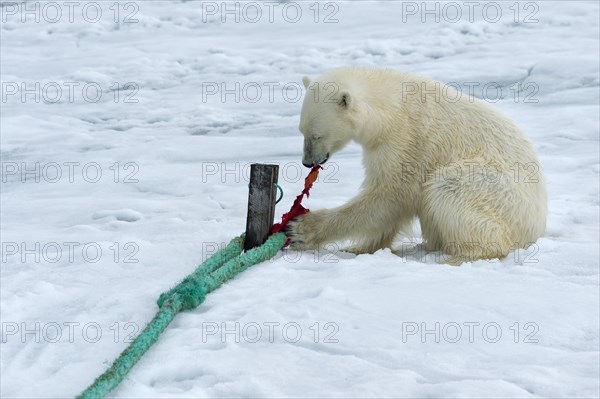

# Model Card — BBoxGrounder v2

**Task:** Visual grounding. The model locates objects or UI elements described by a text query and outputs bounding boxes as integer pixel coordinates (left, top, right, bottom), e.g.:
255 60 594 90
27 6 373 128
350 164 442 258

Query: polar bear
288 67 547 264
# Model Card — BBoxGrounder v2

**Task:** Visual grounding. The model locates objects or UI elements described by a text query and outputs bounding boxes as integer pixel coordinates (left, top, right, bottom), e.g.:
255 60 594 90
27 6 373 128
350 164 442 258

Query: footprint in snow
92 209 143 222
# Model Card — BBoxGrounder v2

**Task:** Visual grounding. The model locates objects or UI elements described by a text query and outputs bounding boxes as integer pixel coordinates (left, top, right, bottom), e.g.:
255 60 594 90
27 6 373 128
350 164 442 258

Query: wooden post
244 164 279 250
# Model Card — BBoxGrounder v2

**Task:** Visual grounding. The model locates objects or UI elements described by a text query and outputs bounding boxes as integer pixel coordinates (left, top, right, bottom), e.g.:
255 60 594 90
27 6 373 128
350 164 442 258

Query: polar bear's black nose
302 161 313 168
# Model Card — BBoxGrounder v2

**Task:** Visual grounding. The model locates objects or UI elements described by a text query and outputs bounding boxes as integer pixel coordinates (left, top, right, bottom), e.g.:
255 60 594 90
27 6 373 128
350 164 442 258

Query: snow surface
1 0 599 397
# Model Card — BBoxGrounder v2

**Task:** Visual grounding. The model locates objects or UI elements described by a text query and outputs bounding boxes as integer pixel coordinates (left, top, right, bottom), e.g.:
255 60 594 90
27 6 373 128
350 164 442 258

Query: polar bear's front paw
286 211 327 250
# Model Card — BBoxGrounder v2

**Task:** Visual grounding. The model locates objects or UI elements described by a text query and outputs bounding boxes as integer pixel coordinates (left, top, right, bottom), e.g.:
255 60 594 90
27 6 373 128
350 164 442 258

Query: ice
1 1 598 397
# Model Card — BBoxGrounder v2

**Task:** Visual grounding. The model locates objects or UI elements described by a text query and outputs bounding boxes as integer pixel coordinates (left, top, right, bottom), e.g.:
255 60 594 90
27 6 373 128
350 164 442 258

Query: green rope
157 234 245 311
78 232 287 399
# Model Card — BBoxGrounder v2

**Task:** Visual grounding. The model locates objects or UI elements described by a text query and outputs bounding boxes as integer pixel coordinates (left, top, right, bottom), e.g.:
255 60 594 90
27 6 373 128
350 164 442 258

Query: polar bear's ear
302 76 312 89
338 91 351 108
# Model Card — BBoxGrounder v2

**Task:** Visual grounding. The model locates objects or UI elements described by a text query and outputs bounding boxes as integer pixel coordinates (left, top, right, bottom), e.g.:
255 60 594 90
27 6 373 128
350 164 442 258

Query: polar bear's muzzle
302 152 329 168
302 137 330 168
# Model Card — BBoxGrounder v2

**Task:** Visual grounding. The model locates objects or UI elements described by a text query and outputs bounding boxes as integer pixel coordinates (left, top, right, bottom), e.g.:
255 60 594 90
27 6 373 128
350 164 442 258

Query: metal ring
274 183 284 204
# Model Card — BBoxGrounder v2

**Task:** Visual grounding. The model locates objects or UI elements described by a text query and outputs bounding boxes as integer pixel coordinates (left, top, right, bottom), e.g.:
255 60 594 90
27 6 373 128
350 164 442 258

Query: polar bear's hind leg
420 161 515 264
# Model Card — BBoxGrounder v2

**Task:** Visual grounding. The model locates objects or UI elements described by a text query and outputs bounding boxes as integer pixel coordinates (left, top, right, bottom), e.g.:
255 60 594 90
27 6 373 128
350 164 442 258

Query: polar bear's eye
312 135 322 140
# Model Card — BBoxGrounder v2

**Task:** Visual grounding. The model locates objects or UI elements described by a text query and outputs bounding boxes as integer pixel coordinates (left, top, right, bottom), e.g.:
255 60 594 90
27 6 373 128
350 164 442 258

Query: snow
1 0 599 397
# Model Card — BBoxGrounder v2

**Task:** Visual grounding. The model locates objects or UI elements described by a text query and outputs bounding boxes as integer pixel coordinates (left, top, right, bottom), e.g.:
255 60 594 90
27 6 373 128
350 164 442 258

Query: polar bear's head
298 75 359 168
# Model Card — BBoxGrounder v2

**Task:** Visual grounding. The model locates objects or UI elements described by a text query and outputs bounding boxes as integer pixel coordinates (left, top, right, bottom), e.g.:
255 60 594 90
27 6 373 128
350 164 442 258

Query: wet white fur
290 67 547 264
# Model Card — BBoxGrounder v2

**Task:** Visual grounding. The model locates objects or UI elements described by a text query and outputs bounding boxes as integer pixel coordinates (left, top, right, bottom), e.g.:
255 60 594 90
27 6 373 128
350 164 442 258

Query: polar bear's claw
286 213 326 250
